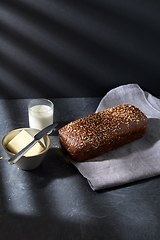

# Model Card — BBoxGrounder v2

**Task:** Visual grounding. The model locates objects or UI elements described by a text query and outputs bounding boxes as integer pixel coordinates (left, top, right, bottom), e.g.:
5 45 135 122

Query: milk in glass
29 104 53 130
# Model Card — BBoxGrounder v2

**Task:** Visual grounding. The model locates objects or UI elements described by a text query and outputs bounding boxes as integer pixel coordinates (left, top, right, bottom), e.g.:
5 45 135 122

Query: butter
7 129 44 157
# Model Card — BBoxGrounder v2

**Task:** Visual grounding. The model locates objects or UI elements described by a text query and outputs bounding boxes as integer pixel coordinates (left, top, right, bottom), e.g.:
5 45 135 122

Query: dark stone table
0 97 160 240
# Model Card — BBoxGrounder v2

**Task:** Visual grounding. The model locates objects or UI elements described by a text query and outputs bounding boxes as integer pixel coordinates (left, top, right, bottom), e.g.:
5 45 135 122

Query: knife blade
8 122 58 165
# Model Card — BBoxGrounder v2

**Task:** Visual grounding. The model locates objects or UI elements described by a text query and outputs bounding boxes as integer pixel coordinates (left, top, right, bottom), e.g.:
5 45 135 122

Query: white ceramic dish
1 128 51 170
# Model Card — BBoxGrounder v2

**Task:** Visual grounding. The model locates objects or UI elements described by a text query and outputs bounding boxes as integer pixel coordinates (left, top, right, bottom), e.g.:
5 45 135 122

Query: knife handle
8 139 37 164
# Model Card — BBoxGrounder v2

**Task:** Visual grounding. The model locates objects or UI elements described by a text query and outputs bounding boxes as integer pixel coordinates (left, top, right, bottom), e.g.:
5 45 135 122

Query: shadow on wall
0 0 160 98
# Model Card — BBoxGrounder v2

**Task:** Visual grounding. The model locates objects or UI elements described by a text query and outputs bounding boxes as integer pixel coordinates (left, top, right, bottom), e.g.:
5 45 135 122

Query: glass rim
28 99 54 113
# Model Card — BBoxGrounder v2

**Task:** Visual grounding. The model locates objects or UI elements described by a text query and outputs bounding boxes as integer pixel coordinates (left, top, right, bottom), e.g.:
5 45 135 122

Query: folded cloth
71 84 160 190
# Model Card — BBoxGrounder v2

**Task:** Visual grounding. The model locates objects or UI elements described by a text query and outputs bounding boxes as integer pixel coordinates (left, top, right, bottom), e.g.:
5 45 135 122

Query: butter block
7 129 44 157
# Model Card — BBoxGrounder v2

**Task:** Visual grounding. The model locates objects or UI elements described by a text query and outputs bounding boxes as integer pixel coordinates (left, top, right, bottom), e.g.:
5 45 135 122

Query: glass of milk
28 99 54 133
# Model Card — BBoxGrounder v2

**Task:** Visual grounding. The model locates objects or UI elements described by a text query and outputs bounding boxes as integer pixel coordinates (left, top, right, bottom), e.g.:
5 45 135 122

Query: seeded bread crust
59 104 148 162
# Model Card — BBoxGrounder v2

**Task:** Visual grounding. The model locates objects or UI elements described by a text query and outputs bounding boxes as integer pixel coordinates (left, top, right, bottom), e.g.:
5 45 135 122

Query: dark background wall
0 0 160 99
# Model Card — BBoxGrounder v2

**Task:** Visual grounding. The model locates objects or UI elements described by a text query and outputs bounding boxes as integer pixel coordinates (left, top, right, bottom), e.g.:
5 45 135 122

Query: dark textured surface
1 97 160 240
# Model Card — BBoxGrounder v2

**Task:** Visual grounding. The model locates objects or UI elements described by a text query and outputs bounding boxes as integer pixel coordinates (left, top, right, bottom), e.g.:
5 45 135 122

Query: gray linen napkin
71 84 160 190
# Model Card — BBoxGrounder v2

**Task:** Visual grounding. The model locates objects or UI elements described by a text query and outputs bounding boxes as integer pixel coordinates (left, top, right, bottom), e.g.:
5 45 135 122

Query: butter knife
8 122 58 165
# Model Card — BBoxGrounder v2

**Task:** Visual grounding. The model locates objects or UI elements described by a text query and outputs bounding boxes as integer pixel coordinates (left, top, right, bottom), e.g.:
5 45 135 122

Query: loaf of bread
59 104 148 162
